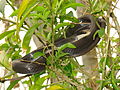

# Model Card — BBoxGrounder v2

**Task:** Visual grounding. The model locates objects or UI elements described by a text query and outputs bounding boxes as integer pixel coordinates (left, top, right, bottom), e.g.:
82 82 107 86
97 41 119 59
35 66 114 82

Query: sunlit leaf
0 0 6 13
58 43 76 52
0 30 16 40
98 28 105 37
61 3 84 12
30 76 48 90
33 52 44 59
16 2 38 41
52 0 58 10
22 24 39 50
0 51 11 70
34 6 45 12
47 85 66 90
0 43 9 51
17 0 30 20
55 22 71 31
93 28 105 39
10 10 19 17
56 51 69 59
7 80 20 90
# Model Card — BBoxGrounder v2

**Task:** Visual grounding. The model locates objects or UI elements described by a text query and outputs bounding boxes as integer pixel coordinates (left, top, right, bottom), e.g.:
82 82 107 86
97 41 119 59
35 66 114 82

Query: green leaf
44 11 50 20
33 52 44 59
93 28 105 39
22 24 39 50
114 65 120 70
56 52 69 59
17 0 30 20
7 80 20 90
12 50 22 60
64 63 72 75
34 6 45 12
10 10 19 17
47 85 66 90
47 32 52 41
0 43 9 51
56 43 76 58
0 30 16 40
30 76 48 90
52 0 58 11
61 3 84 13
0 0 6 13
98 28 105 37
58 43 76 52
85 88 92 90
111 67 119 90
0 51 10 69
55 22 71 31
16 2 39 40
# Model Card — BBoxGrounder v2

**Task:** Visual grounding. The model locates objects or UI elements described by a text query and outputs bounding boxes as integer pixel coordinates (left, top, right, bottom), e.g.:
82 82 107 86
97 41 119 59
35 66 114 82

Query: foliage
0 0 120 90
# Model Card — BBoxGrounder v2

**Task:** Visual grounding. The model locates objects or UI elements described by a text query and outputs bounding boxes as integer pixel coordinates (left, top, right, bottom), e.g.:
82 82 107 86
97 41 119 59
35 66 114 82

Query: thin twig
6 0 16 11
0 17 16 24
0 74 31 83
0 17 29 30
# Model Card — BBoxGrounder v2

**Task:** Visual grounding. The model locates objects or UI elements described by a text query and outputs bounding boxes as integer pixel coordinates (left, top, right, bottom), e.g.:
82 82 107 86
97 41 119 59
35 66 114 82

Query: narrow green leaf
16 3 39 41
61 3 84 12
10 10 19 17
52 0 58 10
44 11 50 20
111 68 119 90
17 0 30 20
33 52 44 59
19 3 39 27
93 28 105 39
0 30 16 40
30 76 48 90
54 22 71 31
47 85 65 90
34 6 45 12
7 80 20 90
47 32 52 41
22 24 39 50
57 52 69 59
58 43 76 52
98 28 105 37
0 0 6 13
0 51 11 70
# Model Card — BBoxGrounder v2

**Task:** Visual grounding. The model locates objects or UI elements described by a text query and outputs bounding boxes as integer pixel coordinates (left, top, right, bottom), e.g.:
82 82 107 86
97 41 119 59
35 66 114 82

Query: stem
6 0 16 11
74 58 93 78
111 13 120 37
111 66 119 90
49 0 55 65
0 17 29 30
0 17 16 24
100 14 111 90
49 66 83 89
0 74 31 83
